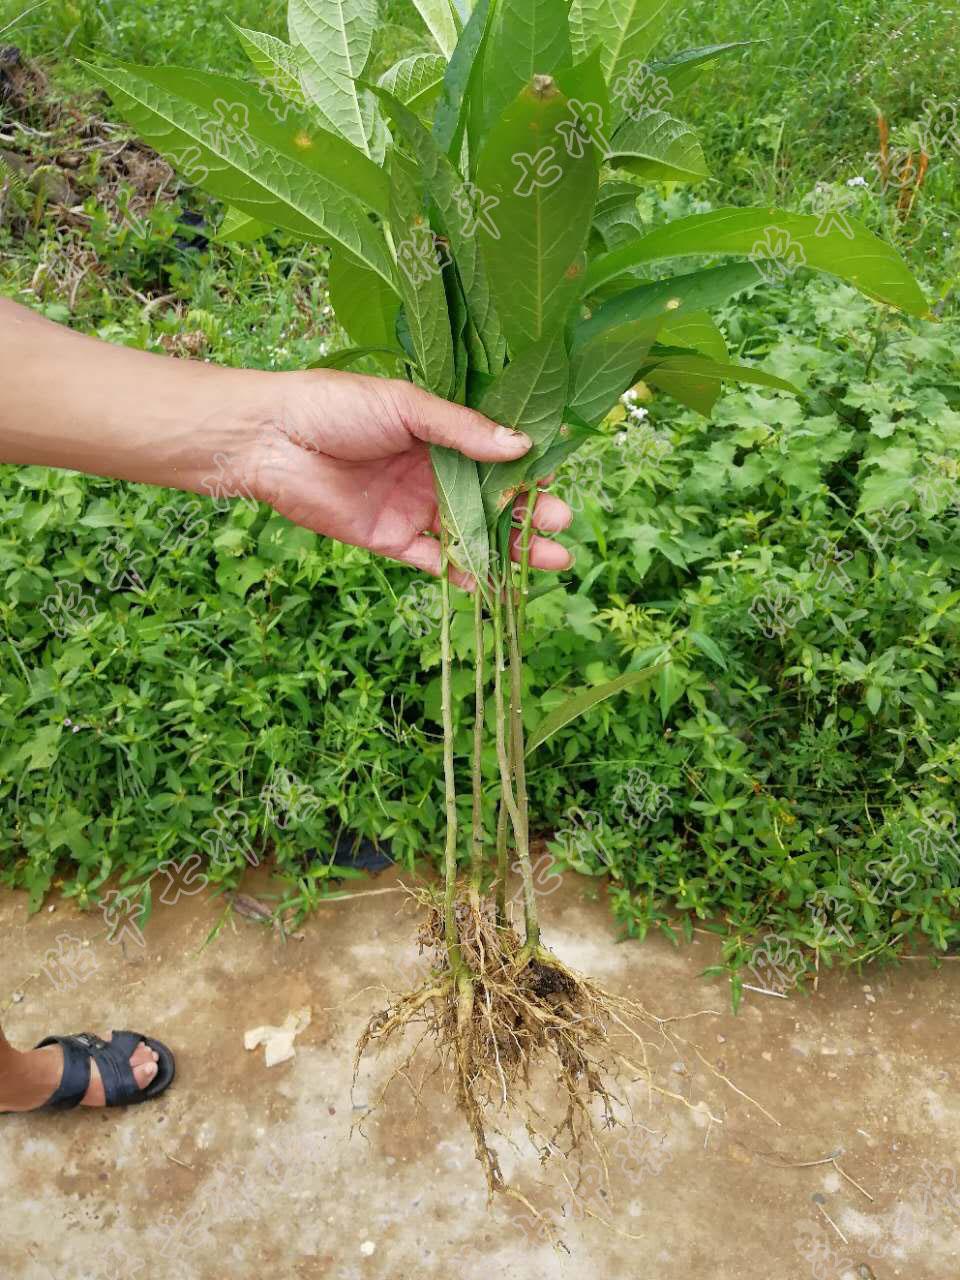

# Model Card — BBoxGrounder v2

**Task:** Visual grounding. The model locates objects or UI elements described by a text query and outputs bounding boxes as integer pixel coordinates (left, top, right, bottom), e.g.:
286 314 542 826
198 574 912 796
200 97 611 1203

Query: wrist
142 363 280 499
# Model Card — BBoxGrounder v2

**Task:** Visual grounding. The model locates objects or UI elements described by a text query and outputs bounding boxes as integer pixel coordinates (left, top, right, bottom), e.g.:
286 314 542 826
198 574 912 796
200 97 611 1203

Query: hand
249 368 573 588
0 299 573 587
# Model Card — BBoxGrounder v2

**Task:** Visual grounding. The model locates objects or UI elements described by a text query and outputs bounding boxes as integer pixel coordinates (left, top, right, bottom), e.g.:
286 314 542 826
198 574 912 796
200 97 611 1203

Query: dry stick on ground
751 1146 875 1201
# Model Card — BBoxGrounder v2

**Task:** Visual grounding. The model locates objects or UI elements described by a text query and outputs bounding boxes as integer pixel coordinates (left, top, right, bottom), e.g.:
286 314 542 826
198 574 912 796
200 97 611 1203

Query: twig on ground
812 1193 847 1242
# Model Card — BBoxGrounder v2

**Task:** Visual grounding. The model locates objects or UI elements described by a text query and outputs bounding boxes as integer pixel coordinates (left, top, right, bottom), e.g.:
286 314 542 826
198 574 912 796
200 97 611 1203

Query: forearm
0 297 275 494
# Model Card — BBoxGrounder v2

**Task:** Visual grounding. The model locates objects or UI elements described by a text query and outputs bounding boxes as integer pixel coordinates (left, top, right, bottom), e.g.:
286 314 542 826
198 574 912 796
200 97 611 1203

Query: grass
676 0 959 175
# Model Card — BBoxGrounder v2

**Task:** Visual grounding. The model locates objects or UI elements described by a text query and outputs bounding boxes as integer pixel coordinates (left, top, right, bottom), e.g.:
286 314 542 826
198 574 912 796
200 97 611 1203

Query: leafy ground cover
0 0 958 1001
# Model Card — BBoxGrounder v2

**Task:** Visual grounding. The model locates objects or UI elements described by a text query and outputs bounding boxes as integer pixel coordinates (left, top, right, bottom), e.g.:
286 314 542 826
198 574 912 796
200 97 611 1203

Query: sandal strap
34 1032 143 1108
33 1034 98 1110
90 1032 143 1106
31 1030 174 1110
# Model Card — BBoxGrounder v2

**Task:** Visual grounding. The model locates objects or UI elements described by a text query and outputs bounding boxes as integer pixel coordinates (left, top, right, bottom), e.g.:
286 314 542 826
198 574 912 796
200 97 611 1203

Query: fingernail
496 426 531 449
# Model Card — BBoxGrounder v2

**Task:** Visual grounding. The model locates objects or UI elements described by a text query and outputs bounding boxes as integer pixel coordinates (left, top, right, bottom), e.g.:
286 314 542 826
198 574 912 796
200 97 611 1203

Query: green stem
494 794 509 927
492 581 525 882
512 491 537 938
440 530 464 977
517 487 536 641
470 586 485 898
504 564 539 950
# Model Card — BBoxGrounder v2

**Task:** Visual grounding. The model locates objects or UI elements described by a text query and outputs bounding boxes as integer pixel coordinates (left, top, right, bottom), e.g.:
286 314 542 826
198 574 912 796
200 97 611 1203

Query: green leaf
607 107 710 183
481 0 572 131
432 447 492 588
657 308 727 361
579 262 762 346
569 316 658 424
216 205 272 242
552 45 614 156
866 685 883 715
526 664 661 754
585 208 931 318
649 41 757 96
657 661 686 717
639 349 801 415
409 0 460 58
476 77 599 354
389 148 456 399
444 259 471 403
857 469 917 514
433 0 493 158
476 330 570 517
688 629 727 670
570 0 672 92
590 179 646 253
730 972 743 1016
648 309 727 412
258 516 318 563
378 53 447 117
289 0 382 158
19 723 62 772
373 87 506 372
308 345 406 370
81 62 395 285
216 556 270 598
527 578 568 604
328 245 402 350
229 22 306 101
527 416 602 479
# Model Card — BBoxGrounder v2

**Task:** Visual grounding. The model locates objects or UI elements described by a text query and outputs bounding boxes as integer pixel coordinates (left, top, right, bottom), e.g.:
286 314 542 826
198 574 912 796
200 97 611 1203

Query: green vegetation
0 0 958 1013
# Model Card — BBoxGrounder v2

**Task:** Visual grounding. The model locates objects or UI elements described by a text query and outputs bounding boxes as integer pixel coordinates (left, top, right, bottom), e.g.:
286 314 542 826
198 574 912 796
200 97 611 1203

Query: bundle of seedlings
87 0 928 1205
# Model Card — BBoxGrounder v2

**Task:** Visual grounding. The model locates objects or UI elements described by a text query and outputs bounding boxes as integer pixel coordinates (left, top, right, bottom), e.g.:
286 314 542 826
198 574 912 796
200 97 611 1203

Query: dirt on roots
354 888 720 1231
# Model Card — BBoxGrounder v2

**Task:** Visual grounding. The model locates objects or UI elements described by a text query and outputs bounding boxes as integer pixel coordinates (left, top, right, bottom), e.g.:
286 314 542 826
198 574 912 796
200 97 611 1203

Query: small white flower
846 175 868 188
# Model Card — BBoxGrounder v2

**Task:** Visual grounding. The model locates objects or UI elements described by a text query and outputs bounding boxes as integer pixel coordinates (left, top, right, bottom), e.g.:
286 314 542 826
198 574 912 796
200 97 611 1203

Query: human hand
248 368 573 588
0 299 572 587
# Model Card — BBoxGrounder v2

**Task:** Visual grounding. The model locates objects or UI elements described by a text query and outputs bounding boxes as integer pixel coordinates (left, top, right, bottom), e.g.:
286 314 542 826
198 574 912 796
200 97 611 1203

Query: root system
355 887 709 1221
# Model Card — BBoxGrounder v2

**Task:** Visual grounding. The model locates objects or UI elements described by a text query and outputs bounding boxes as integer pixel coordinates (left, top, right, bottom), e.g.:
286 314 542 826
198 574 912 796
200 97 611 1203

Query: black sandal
31 1030 175 1110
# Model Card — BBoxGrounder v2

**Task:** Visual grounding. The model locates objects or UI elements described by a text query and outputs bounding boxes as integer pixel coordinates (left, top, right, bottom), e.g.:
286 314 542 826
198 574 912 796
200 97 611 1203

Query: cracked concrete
2 866 959 1280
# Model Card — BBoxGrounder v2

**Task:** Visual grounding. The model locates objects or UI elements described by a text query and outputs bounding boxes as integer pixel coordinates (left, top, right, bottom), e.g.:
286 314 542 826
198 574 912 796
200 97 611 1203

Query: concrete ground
1 865 959 1280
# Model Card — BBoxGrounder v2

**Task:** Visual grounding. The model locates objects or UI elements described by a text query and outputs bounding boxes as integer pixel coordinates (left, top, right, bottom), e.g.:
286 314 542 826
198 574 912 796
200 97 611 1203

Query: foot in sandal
0 1030 175 1112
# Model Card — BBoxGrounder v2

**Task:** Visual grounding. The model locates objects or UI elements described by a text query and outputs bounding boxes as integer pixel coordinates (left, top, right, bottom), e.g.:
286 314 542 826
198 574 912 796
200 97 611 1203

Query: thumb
399 384 532 462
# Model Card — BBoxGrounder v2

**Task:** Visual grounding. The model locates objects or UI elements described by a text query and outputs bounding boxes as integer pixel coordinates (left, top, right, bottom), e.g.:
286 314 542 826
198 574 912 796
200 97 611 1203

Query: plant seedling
86 0 928 1210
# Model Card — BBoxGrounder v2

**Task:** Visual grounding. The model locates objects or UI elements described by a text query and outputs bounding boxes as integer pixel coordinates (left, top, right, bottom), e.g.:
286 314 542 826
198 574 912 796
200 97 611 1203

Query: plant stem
509 490 540 946
494 794 509 926
504 557 539 950
517 488 536 641
439 529 464 977
487 505 539 952
491 578 530 919
470 585 485 901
